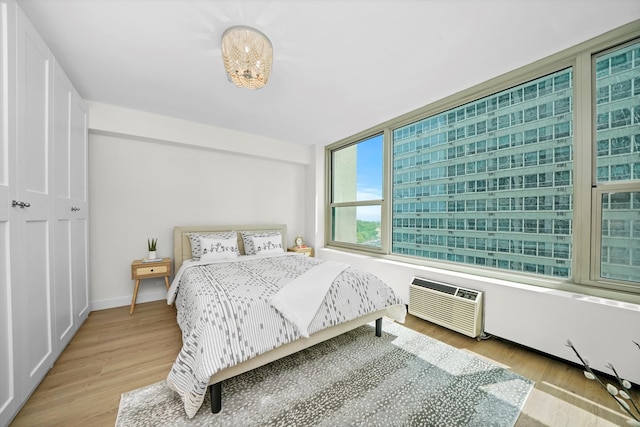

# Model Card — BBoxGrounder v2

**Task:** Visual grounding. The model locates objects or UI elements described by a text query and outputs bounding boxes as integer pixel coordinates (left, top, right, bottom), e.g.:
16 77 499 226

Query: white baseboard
91 289 168 311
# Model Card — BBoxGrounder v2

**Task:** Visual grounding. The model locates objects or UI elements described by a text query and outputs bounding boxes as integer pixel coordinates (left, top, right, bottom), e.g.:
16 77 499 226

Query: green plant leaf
147 238 158 251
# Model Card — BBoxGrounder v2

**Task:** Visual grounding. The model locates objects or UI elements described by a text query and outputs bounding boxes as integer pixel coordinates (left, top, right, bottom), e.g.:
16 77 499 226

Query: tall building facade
392 42 639 281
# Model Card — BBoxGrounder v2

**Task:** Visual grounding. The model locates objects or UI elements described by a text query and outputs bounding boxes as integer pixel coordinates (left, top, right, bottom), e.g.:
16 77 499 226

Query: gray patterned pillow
251 234 284 255
240 231 281 255
200 237 239 260
188 231 238 260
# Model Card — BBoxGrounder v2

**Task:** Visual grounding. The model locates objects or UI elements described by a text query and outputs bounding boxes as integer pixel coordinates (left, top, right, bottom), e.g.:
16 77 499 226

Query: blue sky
356 133 383 199
356 134 383 221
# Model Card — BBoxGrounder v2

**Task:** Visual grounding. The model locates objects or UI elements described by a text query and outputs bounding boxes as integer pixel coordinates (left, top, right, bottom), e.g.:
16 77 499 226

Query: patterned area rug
116 321 533 426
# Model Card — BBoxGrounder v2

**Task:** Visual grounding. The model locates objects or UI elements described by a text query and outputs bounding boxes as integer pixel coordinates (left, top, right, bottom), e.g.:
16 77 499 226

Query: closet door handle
11 200 30 208
71 207 80 212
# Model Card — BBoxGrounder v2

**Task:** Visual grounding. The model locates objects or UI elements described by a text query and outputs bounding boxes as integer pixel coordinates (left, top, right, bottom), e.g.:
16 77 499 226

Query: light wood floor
10 300 637 426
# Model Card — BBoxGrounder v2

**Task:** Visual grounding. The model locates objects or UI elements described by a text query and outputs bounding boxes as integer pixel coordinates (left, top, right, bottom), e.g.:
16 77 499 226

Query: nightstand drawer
136 265 168 276
287 247 314 257
131 258 172 280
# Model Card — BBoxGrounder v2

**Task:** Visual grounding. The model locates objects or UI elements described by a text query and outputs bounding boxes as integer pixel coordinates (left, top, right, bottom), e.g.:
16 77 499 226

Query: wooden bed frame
172 224 393 413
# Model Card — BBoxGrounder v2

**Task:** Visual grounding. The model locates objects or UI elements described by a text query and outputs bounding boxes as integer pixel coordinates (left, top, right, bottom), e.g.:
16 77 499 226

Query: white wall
88 103 312 310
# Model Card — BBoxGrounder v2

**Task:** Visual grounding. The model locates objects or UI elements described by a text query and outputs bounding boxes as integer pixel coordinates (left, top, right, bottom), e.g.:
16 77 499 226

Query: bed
166 224 406 418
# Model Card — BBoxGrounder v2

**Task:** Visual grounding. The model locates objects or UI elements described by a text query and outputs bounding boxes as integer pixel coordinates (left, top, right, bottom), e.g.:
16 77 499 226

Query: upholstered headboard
173 224 288 270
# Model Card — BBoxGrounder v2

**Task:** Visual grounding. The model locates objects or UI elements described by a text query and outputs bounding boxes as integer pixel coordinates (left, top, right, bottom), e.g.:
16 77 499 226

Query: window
392 69 574 278
591 41 640 285
326 29 640 294
329 134 383 249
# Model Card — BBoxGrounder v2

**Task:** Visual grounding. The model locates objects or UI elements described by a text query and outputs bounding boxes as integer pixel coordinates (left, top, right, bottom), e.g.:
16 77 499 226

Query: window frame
325 132 389 254
586 38 640 293
325 21 640 298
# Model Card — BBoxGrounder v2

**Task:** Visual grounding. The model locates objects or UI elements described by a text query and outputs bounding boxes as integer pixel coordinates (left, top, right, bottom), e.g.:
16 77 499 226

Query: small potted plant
148 238 158 260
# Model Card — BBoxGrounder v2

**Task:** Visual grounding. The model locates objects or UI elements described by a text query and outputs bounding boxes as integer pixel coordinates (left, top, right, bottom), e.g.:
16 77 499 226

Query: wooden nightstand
288 246 314 257
130 257 172 314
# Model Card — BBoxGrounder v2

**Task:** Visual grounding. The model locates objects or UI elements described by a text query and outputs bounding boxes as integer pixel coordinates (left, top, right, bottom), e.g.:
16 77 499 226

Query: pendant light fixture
221 25 272 90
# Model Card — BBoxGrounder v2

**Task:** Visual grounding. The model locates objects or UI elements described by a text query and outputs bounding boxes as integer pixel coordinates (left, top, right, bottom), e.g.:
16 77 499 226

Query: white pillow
250 234 284 255
199 237 239 261
241 231 281 255
188 231 237 260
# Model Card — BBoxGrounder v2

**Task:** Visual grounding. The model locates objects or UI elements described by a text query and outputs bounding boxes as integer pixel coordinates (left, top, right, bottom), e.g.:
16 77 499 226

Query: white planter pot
148 251 157 260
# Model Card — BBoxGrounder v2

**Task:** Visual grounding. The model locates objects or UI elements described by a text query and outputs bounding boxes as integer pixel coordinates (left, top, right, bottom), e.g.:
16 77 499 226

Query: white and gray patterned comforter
165 253 405 418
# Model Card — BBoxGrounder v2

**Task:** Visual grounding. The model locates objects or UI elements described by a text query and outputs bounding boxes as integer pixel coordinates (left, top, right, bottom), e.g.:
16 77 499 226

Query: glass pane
600 192 640 284
594 41 640 183
332 134 383 203
332 205 381 247
391 69 573 278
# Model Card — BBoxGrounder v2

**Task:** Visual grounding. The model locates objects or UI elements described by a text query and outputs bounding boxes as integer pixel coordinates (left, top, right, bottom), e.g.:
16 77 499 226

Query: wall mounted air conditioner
409 277 484 338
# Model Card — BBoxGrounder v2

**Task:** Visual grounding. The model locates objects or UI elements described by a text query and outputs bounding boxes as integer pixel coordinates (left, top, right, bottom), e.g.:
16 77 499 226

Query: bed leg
210 382 222 413
375 317 382 337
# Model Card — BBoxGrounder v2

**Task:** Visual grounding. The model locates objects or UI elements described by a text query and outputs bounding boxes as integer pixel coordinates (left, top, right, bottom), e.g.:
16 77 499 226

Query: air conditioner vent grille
411 277 456 295
408 277 484 338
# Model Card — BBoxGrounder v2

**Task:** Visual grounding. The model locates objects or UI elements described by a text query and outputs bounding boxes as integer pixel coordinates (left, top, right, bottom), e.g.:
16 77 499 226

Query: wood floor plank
9 301 638 426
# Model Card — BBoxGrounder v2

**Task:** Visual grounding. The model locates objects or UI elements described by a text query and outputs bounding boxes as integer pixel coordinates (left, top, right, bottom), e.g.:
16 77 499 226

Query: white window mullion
571 50 593 284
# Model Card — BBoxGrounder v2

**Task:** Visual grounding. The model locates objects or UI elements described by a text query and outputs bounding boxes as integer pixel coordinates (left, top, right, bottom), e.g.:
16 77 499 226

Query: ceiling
16 0 640 146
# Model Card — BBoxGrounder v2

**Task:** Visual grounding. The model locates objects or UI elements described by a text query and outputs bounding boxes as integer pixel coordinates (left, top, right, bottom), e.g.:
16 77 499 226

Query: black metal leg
210 382 222 413
375 317 382 337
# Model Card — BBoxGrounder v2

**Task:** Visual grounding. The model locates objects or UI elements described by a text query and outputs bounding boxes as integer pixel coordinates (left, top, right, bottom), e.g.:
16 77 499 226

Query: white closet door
53 62 89 346
0 1 18 425
69 93 89 324
53 61 75 351
15 6 55 397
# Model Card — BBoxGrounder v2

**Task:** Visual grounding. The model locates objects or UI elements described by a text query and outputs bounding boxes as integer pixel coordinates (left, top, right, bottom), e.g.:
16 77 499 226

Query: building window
392 69 573 278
